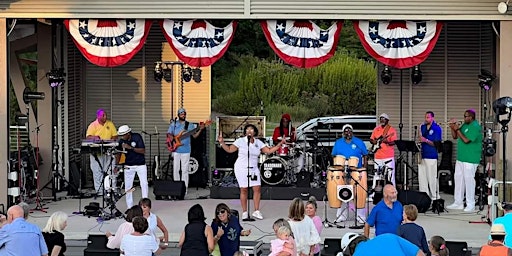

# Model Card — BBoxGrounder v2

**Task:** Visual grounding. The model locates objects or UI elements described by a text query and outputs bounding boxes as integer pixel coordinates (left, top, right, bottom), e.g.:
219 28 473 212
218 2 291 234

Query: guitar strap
184 121 190 131
382 125 391 137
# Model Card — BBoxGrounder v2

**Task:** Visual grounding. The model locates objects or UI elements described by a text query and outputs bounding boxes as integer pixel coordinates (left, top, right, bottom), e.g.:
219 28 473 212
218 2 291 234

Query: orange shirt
370 125 397 159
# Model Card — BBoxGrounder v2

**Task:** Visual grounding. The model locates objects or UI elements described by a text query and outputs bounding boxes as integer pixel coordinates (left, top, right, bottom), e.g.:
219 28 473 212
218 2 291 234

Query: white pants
90 154 115 194
173 152 190 188
374 158 395 186
336 202 367 221
453 160 478 209
124 165 149 208
418 159 439 200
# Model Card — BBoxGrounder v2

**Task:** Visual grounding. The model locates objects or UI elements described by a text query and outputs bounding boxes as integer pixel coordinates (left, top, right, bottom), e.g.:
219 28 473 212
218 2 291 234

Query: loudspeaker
296 171 311 187
322 238 342 256
83 234 119 256
445 241 471 256
337 185 354 202
397 190 432 213
68 161 80 196
153 180 186 200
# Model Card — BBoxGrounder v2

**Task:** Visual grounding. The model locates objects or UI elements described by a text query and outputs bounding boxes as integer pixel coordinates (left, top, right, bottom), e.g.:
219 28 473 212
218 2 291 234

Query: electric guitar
167 120 212 152
371 132 395 153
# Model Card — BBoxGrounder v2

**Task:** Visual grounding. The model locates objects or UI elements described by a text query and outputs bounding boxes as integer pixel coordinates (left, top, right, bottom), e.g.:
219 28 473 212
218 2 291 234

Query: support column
0 19 7 207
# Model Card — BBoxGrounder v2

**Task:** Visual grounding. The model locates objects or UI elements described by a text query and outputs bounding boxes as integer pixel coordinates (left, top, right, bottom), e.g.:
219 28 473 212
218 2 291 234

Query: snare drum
327 170 347 208
277 144 290 157
333 155 346 166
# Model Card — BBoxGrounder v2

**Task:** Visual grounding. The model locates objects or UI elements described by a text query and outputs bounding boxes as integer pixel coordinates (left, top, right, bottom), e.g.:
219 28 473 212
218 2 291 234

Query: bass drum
260 157 289 185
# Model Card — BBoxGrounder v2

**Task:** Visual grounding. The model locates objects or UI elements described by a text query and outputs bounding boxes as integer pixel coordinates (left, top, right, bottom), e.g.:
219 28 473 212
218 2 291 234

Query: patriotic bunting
160 20 237 67
354 20 443 69
64 19 152 67
261 20 343 68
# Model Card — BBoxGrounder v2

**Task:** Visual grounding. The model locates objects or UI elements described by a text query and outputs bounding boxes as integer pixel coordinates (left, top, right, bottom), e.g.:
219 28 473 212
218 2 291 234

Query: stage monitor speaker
322 238 342 256
296 171 311 187
397 190 432 213
153 180 186 200
445 241 471 256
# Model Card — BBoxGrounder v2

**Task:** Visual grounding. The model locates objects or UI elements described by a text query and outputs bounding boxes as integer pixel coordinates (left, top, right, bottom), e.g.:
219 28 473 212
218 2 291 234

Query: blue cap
177 108 186 115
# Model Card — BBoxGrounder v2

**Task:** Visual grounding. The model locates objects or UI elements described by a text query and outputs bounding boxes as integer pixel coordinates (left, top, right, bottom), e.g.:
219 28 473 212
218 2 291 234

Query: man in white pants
167 108 204 193
446 109 482 212
116 125 149 208
418 111 442 200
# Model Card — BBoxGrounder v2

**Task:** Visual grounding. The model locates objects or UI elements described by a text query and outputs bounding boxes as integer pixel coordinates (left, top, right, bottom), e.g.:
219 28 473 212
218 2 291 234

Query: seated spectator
478 224 511 256
120 216 161 256
397 204 429 253
492 202 512 246
42 211 68 256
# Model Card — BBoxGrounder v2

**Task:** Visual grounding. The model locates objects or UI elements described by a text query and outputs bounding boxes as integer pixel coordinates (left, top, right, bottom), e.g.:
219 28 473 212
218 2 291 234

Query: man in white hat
370 113 397 188
86 108 118 195
479 223 511 256
332 124 369 224
116 125 148 208
166 108 205 192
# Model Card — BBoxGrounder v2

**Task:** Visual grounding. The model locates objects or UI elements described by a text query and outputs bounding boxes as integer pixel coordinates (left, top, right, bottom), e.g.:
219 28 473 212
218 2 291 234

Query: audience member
269 225 293 256
211 203 250 256
106 205 143 251
428 235 449 256
42 211 68 256
493 202 512 246
120 216 161 256
365 184 403 237
272 218 297 256
397 204 429 254
478 224 512 256
18 202 30 219
305 196 323 256
139 198 169 247
178 204 215 256
339 232 425 256
287 198 321 256
0 205 48 255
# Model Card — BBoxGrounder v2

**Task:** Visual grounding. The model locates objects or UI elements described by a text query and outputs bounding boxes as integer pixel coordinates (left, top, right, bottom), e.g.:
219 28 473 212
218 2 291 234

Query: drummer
332 124 369 223
272 113 297 145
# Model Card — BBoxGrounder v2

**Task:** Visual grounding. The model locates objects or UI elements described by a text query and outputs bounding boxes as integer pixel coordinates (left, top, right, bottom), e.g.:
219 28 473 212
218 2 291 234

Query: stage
18 186 491 255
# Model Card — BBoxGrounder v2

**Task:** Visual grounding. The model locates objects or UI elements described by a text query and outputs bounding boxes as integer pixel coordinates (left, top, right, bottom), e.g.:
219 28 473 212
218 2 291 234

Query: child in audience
397 204 429 254
429 235 449 256
269 225 293 256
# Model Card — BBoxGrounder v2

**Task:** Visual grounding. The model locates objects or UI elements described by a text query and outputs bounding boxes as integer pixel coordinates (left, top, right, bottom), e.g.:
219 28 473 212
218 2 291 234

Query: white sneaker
242 211 248 220
446 203 463 210
464 206 475 212
252 210 263 220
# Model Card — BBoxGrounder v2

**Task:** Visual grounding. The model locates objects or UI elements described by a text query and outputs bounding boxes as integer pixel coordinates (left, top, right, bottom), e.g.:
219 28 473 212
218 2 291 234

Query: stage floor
19 186 492 252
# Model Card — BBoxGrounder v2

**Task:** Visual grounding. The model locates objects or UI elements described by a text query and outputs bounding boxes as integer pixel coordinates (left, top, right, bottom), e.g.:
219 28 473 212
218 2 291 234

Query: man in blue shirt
340 232 424 256
332 124 368 223
167 108 205 192
492 203 512 246
418 111 442 200
0 205 49 256
365 184 403 237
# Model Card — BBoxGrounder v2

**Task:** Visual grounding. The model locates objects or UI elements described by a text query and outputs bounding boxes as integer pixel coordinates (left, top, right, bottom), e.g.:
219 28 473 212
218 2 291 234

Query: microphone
141 131 148 135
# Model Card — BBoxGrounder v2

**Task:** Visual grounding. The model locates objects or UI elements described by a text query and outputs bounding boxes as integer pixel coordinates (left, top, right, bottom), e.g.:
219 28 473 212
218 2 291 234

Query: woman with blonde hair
42 211 68 256
305 196 323 256
288 198 321 256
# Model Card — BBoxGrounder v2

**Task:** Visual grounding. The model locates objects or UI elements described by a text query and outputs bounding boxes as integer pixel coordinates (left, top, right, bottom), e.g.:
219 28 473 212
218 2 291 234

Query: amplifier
153 180 186 200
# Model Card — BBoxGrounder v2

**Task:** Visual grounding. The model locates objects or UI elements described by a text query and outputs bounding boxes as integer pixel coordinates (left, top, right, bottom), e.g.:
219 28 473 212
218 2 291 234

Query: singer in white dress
217 124 285 220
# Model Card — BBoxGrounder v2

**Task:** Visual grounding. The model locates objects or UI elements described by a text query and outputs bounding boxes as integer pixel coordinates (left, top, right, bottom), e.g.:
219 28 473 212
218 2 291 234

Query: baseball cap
490 223 506 235
342 124 353 131
379 113 390 120
177 108 186 115
117 125 132 136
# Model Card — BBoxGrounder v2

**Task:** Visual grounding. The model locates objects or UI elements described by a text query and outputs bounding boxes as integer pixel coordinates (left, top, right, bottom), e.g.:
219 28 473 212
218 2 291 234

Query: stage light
479 69 496 91
23 87 45 104
182 67 192 82
154 62 163 82
46 68 66 87
192 68 202 83
162 66 173 82
381 66 392 85
411 65 422 85
493 96 512 115
15 112 27 125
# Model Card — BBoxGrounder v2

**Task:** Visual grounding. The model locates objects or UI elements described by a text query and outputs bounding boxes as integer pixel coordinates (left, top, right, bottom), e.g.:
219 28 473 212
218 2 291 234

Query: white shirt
288 215 321 255
120 234 158 256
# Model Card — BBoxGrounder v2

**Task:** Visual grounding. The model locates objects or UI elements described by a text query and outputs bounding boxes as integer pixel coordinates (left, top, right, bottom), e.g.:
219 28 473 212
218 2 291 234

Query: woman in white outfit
139 198 169 248
287 198 321 256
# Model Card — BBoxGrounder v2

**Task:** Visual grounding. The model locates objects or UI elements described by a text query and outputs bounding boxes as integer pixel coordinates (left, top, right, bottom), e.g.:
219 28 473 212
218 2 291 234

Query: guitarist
166 108 205 193
370 113 398 186
418 111 442 201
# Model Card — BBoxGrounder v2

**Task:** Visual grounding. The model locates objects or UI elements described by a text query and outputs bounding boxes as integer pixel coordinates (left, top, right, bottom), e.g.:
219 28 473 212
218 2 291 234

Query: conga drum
327 169 346 208
351 169 367 209
333 155 347 167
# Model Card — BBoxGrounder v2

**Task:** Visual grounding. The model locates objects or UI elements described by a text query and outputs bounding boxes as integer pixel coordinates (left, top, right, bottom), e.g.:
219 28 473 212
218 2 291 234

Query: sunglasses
216 209 227 215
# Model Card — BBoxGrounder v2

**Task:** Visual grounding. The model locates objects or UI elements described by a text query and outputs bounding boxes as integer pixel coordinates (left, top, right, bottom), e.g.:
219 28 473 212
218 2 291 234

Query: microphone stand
244 136 255 222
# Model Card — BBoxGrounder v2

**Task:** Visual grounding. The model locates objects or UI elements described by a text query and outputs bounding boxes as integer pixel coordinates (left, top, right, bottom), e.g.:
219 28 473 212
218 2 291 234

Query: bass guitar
167 120 212 152
371 132 395 154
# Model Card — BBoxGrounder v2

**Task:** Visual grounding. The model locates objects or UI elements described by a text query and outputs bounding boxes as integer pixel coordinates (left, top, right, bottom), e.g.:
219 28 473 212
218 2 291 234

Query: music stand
395 140 420 190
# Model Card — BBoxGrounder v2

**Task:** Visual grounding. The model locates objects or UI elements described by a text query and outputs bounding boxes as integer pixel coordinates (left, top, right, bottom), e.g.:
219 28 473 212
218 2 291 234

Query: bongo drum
333 155 347 167
348 157 359 168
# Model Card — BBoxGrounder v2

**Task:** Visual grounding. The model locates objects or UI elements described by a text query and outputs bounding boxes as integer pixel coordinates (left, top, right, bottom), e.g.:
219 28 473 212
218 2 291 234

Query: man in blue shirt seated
365 184 403 237
0 205 49 256
339 232 425 256
492 202 512 246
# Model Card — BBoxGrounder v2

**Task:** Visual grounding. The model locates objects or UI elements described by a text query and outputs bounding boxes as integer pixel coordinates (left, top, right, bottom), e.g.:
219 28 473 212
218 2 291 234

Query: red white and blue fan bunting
64 19 152 67
261 20 343 68
160 20 237 67
354 21 443 69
